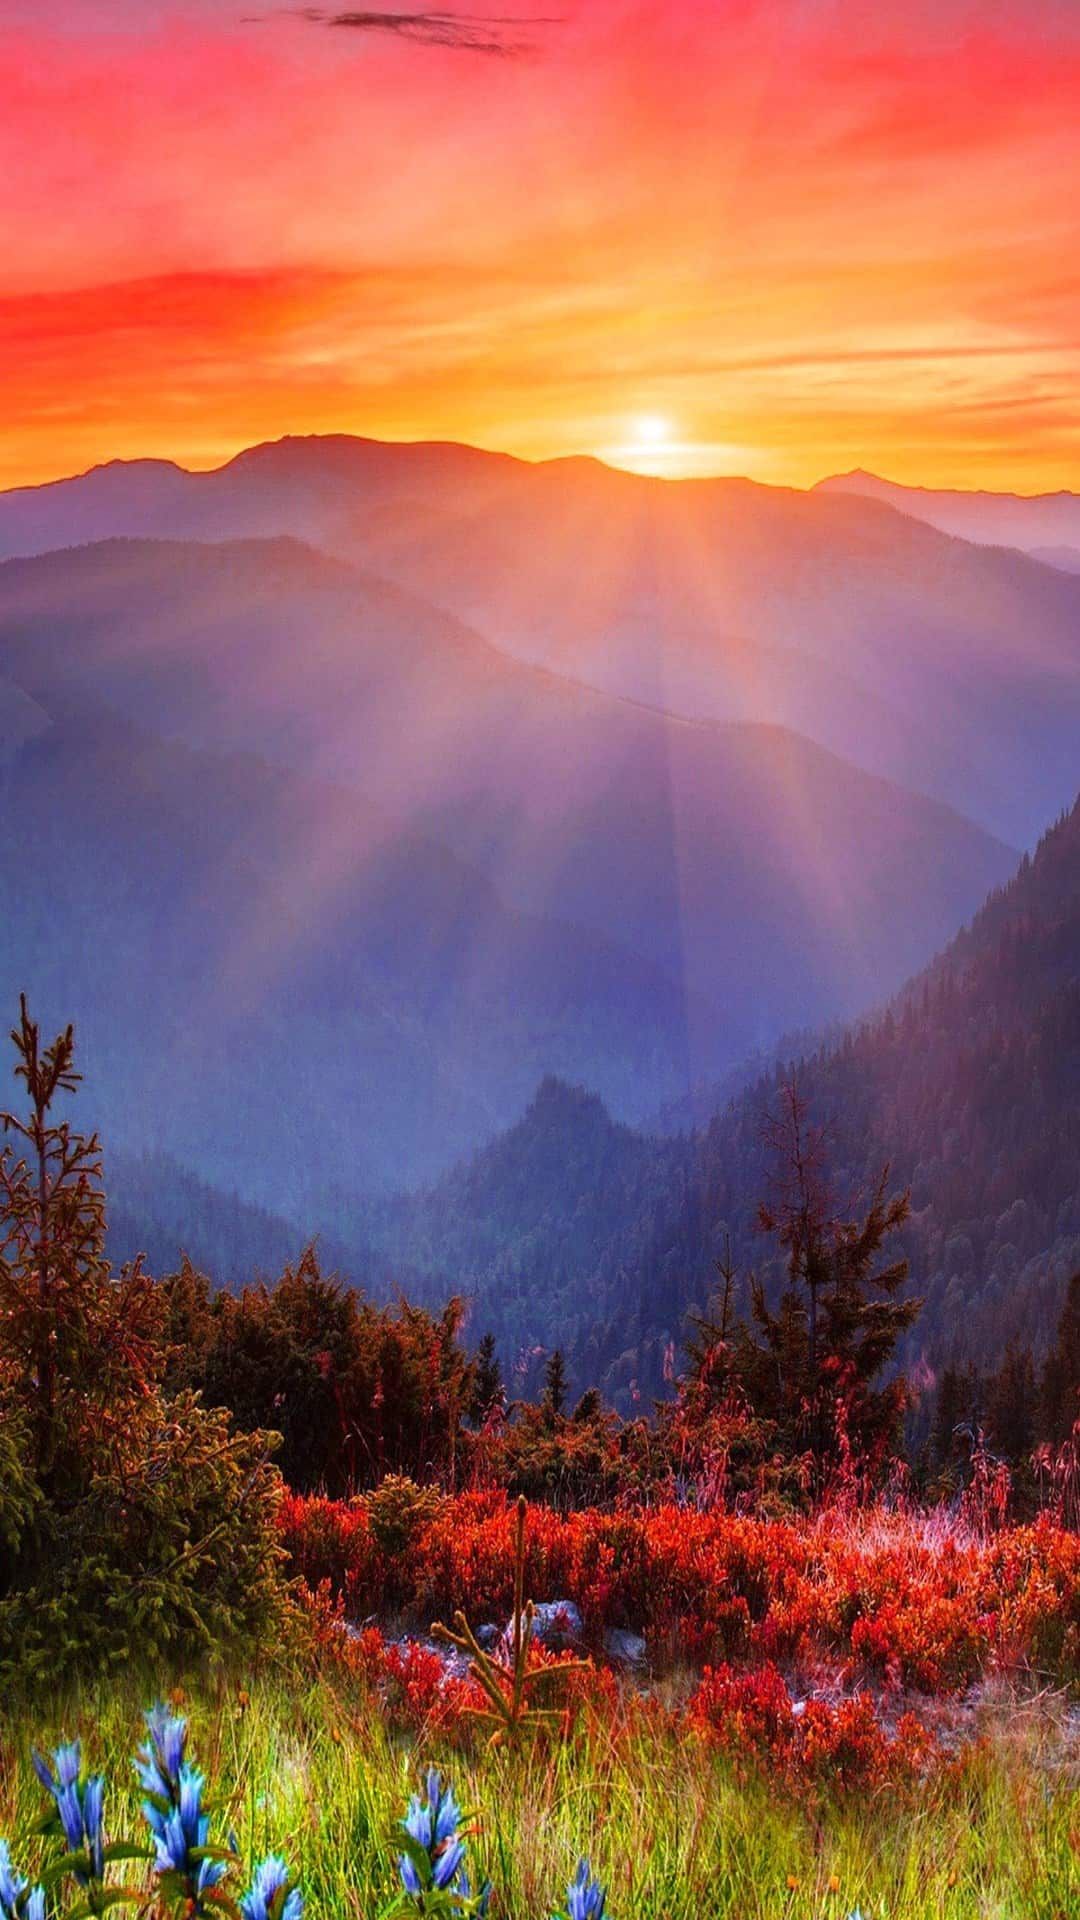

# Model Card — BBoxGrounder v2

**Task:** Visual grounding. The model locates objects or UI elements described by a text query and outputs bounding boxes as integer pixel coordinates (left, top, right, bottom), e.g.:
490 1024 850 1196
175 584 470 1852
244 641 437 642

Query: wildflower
31 1743 106 1886
396 1771 489 1914
0 1839 44 1920
240 1855 303 1920
136 1704 231 1911
136 1704 187 1801
0 1854 44 1920
563 1858 607 1920
828 1876 841 1894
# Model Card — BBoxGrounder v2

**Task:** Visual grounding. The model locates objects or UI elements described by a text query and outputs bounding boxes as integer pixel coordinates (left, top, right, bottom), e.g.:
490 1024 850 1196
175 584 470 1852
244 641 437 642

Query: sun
631 413 674 450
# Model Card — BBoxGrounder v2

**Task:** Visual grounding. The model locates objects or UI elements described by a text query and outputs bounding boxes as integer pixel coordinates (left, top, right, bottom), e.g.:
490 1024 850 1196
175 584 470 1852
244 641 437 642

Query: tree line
1 999 1079 1687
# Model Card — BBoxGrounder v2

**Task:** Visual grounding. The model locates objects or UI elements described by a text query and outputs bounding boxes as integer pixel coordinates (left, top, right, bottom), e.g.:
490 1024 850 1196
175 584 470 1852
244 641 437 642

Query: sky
2 0 1079 491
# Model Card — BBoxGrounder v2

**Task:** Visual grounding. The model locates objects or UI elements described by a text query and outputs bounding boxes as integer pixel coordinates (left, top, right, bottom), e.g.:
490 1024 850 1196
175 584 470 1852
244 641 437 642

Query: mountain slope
0 536 1015 1102
379 796 1080 1401
2 436 1079 843
674 798 1080 1378
344 1076 694 1382
105 1146 373 1294
817 468 1080 556
0 689 696 1208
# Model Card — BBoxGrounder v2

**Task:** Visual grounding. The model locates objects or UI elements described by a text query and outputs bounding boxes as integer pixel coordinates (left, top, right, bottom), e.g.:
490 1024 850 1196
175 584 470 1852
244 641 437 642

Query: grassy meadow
1 1670 1077 1920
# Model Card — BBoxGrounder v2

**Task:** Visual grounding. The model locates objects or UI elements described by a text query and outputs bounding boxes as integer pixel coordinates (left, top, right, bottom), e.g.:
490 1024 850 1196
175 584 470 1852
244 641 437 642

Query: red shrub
281 1492 1080 1700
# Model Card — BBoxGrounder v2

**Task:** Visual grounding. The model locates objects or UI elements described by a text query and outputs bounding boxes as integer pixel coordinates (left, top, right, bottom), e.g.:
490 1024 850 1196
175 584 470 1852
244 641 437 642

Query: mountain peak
527 1076 615 1128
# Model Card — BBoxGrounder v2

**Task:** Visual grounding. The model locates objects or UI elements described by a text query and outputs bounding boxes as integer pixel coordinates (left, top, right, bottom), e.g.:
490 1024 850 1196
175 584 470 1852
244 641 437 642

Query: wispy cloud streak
270 7 552 54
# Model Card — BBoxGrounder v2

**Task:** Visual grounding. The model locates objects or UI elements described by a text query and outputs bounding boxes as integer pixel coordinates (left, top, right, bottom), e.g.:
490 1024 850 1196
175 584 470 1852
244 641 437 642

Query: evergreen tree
733 1084 920 1481
986 1340 1036 1462
0 1002 291 1681
0 996 161 1489
1041 1271 1080 1443
931 1364 965 1470
472 1331 504 1423
931 1360 987 1470
543 1347 568 1421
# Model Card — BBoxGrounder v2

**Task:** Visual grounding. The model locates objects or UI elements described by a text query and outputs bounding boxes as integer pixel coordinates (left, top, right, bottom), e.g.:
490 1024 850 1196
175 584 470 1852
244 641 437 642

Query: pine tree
733 1083 920 1481
931 1364 964 1469
571 1386 603 1424
1041 1271 1080 1443
986 1340 1036 1462
472 1331 504 1423
543 1347 568 1421
0 1002 292 1679
0 996 161 1488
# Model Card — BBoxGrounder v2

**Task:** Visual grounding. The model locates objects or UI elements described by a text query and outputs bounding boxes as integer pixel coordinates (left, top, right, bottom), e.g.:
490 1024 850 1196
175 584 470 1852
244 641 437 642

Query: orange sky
2 0 1079 492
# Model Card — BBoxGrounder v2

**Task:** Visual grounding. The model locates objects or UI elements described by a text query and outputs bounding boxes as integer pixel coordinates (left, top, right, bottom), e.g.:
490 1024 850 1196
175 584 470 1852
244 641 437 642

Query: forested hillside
372 798 1080 1403
105 1146 373 1294
342 1077 694 1394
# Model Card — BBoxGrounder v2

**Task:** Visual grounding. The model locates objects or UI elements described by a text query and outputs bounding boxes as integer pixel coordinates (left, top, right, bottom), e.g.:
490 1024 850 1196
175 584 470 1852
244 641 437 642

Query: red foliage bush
688 1663 935 1792
282 1492 1080 1697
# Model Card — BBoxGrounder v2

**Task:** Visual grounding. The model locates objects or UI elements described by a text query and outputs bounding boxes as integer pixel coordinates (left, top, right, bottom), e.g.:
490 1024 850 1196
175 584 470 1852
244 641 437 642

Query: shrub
0 1006 299 1685
0 1394 295 1686
281 1489 1080 1697
366 1476 442 1559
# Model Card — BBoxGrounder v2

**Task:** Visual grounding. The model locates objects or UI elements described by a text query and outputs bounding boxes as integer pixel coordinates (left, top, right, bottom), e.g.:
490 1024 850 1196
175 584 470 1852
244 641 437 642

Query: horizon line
1 431 1078 505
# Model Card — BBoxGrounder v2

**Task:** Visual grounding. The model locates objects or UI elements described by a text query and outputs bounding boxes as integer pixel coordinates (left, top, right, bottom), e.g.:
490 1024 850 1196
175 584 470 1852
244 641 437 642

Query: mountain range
3 438 1080 843
817 469 1080 572
0 434 1077 1382
0 526 1014 1202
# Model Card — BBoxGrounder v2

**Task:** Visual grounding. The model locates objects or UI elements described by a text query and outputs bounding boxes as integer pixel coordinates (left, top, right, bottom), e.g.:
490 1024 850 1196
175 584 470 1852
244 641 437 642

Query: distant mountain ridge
0 683 696 1212
2 435 1080 843
0 536 1013 1180
816 467 1080 558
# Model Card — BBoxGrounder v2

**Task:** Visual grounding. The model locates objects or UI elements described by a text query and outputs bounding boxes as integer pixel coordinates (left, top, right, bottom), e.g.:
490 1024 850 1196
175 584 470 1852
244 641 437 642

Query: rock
499 1599 584 1655
530 1600 584 1648
474 1623 500 1651
603 1628 647 1668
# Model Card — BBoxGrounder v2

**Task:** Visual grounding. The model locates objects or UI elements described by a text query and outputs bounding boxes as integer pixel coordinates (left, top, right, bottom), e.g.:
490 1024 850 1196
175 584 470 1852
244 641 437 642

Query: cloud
271 7 553 54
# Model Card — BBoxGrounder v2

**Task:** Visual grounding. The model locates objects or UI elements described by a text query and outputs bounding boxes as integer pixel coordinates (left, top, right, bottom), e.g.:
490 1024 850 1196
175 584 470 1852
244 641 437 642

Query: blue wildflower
397 1772 489 1914
136 1708 231 1911
32 1744 106 1888
31 1745 80 1796
0 1855 45 1920
240 1855 303 1920
136 1705 187 1803
0 1840 29 1920
565 1858 607 1920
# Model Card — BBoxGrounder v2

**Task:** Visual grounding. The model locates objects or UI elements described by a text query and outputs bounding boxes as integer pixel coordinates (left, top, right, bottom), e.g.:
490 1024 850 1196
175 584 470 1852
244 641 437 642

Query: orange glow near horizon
2 1 1079 495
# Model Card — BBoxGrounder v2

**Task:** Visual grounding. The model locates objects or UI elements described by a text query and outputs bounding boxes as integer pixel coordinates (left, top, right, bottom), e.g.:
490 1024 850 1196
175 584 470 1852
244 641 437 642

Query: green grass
1 1671 1077 1919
